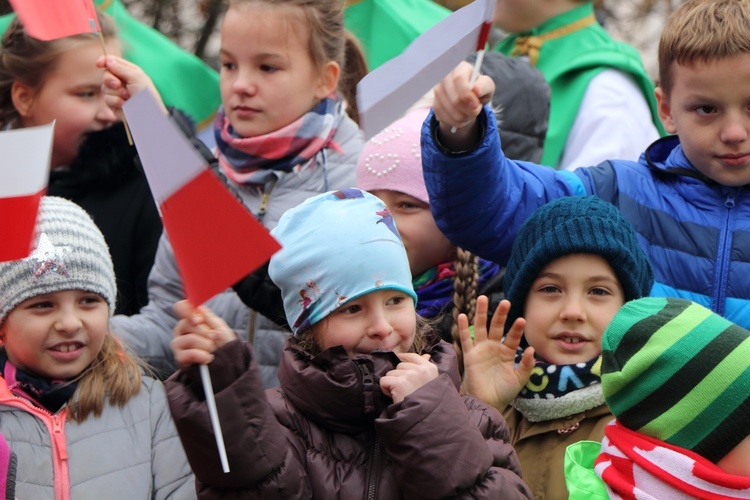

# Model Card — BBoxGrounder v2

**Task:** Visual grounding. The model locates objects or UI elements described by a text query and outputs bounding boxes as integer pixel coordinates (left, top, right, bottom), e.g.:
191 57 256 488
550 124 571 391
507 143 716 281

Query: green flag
0 0 221 129
344 0 450 70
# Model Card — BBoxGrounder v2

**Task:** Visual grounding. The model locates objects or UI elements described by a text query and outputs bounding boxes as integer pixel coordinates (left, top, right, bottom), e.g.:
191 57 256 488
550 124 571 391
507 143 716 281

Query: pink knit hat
356 106 430 203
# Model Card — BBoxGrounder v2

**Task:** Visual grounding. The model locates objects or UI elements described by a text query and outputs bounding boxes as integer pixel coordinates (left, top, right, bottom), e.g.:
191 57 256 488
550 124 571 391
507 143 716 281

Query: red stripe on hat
161 169 281 306
0 188 45 262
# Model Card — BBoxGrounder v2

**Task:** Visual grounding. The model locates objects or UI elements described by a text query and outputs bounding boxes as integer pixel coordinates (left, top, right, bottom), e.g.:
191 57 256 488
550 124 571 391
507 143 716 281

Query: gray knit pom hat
0 196 116 324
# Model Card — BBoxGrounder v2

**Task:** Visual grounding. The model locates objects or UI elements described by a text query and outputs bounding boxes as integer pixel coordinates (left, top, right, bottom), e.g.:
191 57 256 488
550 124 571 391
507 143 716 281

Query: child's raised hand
432 61 495 151
380 353 439 404
97 55 165 112
458 296 535 411
171 300 237 368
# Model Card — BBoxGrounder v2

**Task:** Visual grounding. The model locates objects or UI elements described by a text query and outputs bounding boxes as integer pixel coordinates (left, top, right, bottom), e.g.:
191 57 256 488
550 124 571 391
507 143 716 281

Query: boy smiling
422 0 750 331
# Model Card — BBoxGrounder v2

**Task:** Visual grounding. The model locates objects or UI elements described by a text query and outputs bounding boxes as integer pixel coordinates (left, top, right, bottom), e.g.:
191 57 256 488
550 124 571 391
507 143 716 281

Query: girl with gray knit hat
0 196 194 499
457 195 654 500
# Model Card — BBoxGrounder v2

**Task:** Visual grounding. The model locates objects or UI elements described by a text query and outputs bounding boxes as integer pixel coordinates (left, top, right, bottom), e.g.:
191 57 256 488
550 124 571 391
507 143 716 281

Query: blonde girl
0 196 193 499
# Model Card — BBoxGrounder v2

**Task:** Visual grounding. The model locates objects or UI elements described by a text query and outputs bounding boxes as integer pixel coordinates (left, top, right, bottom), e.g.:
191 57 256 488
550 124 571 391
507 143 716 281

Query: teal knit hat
503 196 653 330
601 297 750 463
268 189 417 335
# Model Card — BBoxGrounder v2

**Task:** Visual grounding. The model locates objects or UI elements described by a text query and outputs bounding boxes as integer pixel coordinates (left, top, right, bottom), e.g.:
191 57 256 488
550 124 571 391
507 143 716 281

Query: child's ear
11 81 36 119
655 86 677 135
314 61 340 101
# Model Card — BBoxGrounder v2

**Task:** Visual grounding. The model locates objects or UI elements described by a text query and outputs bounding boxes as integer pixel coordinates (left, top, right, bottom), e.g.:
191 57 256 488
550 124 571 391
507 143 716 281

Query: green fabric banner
344 0 450 70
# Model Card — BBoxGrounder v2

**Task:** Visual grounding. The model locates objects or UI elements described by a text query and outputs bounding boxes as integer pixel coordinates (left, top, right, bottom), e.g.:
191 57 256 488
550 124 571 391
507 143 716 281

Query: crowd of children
0 0 749 498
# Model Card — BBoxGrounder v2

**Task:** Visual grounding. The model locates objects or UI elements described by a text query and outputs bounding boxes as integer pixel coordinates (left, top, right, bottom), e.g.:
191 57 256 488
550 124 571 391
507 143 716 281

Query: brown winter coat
503 403 613 500
166 337 532 499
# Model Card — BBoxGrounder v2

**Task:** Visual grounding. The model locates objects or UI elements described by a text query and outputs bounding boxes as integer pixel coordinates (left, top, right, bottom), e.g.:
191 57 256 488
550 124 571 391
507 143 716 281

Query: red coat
166 337 532 499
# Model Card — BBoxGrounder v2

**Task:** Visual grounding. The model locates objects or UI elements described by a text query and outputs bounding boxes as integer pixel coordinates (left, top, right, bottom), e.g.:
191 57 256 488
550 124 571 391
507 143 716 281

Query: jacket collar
278 336 460 434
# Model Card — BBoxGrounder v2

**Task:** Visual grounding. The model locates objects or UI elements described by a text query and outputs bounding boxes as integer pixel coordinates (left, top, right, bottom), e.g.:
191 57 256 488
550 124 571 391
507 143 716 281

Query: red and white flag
122 90 281 307
0 123 54 262
8 0 100 40
357 0 496 139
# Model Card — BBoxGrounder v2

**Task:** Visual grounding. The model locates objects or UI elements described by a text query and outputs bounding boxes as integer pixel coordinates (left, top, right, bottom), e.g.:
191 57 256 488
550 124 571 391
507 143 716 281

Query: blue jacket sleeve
421 107 594 265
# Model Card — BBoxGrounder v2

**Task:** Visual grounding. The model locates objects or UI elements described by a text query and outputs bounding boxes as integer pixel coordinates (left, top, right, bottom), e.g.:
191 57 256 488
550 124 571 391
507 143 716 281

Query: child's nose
366 311 392 339
233 69 258 96
720 115 749 144
559 298 586 322
54 309 83 334
96 101 118 124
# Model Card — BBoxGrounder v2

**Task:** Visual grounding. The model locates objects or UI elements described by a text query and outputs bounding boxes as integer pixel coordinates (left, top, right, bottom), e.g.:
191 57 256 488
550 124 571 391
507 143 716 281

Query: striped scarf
596 420 750 499
214 96 345 185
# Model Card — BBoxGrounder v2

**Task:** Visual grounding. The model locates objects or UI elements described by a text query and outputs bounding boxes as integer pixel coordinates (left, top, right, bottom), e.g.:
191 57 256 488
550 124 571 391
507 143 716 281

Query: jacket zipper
0 393 70 500
713 190 737 316
365 435 382 500
357 362 382 500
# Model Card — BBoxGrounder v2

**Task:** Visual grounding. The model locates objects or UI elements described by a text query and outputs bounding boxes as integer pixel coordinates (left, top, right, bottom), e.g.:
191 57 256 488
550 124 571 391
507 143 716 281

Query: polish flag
0 123 54 262
357 0 496 139
8 0 100 41
122 90 281 307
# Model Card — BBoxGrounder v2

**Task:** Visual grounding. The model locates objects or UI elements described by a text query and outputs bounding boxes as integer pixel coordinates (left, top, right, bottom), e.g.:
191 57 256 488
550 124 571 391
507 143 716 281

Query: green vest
0 0 221 129
495 3 665 168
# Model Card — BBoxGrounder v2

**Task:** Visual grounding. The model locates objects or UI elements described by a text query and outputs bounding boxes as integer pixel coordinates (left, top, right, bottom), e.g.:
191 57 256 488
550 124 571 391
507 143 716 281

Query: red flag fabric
0 123 53 262
8 0 100 40
357 0 496 140
122 90 281 307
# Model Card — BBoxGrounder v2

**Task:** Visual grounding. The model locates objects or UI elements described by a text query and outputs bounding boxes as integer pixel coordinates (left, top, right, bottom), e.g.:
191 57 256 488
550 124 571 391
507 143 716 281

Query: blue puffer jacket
422 107 750 328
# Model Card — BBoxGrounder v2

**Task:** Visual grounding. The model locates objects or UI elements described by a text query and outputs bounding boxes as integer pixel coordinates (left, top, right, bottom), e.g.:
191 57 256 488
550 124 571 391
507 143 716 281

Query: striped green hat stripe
610 318 739 429
640 335 750 443
693 394 750 463
669 367 750 457
601 297 668 356
602 301 712 401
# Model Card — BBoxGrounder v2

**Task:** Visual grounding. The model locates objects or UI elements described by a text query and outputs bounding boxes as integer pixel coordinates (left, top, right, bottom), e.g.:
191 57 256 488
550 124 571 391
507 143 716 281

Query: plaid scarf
511 353 605 422
596 420 750 499
214 96 345 185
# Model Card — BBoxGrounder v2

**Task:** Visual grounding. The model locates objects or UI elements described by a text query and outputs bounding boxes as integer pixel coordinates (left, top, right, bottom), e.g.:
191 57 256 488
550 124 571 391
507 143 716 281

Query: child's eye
538 285 560 294
386 295 406 306
589 287 611 297
338 304 361 315
220 61 236 71
260 64 277 73
80 295 103 305
29 301 53 309
397 201 419 211
695 105 716 116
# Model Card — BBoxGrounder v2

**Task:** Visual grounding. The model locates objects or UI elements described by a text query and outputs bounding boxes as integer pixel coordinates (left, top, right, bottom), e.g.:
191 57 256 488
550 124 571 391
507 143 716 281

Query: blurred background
0 0 685 81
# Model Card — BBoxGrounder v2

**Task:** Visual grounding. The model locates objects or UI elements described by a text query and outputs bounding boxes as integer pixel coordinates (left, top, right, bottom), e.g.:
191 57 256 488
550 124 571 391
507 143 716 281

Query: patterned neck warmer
597 420 750 499
0 350 77 413
214 96 345 185
511 351 605 422
413 259 500 318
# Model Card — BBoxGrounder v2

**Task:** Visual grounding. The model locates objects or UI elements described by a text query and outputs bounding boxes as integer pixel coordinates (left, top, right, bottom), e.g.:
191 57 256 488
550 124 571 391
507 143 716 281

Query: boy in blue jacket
422 0 750 329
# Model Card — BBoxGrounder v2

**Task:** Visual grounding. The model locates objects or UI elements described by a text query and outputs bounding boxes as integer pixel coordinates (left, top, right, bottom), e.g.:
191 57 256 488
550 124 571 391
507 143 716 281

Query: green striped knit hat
601 297 750 463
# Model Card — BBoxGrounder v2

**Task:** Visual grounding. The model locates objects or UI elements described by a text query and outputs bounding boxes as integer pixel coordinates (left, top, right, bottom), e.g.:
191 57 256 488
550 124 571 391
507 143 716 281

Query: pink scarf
596 421 750 499
214 96 345 185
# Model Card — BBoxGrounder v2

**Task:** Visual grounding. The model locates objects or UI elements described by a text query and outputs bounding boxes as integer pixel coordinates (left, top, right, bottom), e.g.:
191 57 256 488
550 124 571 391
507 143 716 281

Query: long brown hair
67 334 146 423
